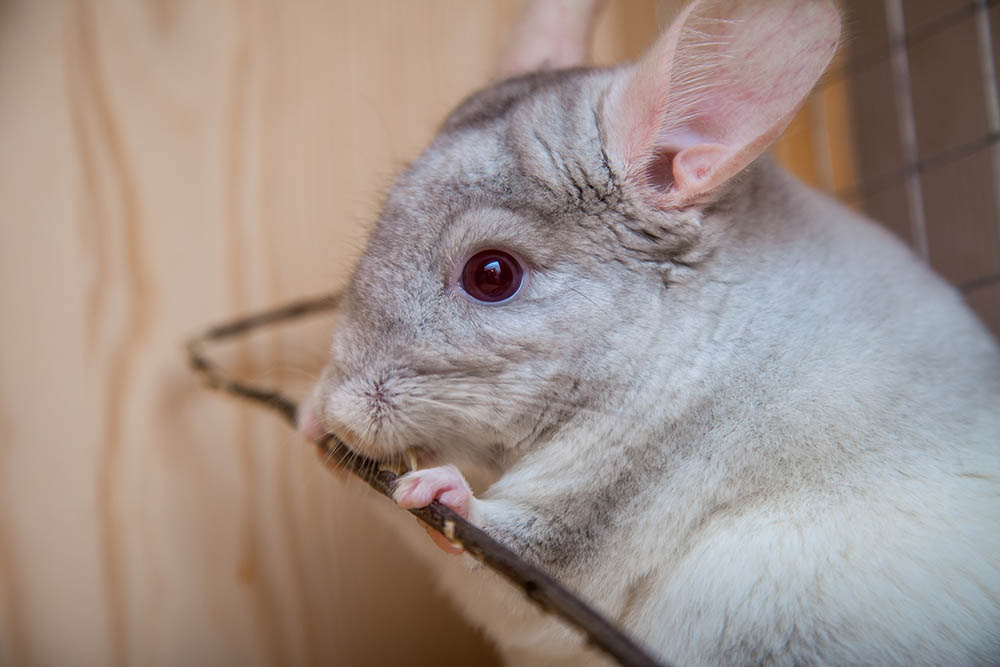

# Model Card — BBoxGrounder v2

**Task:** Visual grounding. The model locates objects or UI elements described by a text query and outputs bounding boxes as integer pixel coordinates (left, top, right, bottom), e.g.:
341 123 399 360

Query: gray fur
306 8 1000 667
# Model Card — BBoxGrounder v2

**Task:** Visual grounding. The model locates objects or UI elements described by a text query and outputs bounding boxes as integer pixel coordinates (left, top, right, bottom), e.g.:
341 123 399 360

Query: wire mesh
807 1 1000 321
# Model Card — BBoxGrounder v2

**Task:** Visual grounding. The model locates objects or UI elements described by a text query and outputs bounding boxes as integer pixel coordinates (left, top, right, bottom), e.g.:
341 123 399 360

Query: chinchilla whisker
408 384 639 421
405 396 522 423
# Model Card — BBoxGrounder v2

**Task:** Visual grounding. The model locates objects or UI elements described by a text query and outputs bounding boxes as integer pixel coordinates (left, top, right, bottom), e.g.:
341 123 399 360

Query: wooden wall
0 1 855 666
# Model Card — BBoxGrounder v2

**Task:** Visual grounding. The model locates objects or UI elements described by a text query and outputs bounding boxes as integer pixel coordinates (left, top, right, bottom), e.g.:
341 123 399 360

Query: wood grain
0 2 851 665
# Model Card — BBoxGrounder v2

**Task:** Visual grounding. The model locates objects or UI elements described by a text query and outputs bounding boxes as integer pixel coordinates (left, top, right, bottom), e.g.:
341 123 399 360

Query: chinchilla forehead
353 67 680 292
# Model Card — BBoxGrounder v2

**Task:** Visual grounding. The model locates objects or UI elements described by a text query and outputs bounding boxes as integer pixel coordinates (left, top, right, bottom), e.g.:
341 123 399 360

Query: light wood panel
0 2 849 665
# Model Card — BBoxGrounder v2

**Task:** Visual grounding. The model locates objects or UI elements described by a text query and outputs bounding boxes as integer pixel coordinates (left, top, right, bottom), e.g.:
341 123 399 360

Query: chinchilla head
308 0 840 469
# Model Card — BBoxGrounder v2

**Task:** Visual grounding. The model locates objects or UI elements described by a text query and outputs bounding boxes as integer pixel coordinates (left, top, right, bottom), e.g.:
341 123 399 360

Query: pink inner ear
672 143 729 193
640 143 729 200
604 0 841 208
641 127 722 192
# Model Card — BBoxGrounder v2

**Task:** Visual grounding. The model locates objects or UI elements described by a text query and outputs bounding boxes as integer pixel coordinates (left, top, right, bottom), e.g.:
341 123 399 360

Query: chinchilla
300 0 1000 664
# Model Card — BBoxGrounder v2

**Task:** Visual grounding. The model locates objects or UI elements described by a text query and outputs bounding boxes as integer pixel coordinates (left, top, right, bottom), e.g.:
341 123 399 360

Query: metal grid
812 0 1000 326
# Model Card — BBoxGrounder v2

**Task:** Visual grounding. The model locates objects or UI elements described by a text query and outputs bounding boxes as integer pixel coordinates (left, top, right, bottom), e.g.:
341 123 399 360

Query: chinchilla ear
602 0 840 209
497 0 607 78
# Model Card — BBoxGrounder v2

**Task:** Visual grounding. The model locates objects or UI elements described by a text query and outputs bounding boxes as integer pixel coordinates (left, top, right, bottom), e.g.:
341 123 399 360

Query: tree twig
185 293 670 667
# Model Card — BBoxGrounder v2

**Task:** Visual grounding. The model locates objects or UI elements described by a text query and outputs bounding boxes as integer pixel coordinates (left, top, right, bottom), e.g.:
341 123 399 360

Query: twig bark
186 293 670 667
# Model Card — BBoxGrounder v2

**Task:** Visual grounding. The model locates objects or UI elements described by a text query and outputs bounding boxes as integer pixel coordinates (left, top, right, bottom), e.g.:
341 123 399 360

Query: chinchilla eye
461 249 523 303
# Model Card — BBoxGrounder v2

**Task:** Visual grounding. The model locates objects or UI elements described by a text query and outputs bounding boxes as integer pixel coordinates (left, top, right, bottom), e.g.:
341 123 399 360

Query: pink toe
392 466 474 555
438 489 470 518
392 466 472 517
393 479 426 508
409 483 436 508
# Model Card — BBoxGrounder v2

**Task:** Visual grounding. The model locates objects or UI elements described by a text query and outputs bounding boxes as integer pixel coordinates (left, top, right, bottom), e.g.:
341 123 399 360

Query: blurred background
1 1 997 665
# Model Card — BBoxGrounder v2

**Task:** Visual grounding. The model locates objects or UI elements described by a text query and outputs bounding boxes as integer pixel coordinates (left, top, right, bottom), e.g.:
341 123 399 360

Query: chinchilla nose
299 382 369 455
296 391 325 441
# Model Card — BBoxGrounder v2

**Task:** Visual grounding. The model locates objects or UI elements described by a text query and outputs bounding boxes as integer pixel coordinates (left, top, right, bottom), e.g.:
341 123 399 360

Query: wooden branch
186 293 670 667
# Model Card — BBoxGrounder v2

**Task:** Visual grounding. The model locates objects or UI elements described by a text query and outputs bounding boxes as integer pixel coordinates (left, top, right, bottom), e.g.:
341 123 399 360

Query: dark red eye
461 249 524 303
